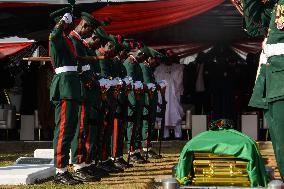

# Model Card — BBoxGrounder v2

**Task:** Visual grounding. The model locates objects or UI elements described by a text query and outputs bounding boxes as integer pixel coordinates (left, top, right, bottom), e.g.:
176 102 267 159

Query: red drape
93 0 225 35
231 38 263 54
150 43 212 58
150 39 262 60
0 42 33 59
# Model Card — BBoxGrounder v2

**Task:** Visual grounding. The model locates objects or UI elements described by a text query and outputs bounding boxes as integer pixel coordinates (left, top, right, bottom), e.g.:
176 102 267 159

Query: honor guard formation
48 7 168 185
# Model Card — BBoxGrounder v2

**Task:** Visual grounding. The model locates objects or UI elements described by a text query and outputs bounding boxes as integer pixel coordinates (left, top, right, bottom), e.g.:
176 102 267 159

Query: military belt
55 66 77 74
264 41 284 58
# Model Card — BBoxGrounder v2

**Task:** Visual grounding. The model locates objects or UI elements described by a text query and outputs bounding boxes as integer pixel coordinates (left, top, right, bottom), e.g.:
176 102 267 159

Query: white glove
134 81 143 90
99 78 111 89
158 80 168 88
147 83 156 91
123 76 133 85
61 13 72 24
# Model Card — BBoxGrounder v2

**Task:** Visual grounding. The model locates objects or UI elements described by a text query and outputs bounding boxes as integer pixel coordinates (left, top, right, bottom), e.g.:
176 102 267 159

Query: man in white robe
154 55 184 139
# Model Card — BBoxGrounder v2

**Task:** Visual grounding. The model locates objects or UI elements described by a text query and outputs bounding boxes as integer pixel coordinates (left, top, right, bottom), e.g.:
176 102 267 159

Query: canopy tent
148 38 262 63
0 0 263 60
92 0 225 35
0 41 34 59
0 0 225 40
0 0 264 140
91 0 263 59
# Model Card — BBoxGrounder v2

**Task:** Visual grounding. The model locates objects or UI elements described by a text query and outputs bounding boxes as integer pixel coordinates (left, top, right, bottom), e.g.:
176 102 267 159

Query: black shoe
85 164 106 178
72 167 101 182
114 158 127 169
144 149 162 159
97 159 123 173
53 171 82 185
95 166 110 177
129 152 148 164
115 157 133 168
111 160 124 172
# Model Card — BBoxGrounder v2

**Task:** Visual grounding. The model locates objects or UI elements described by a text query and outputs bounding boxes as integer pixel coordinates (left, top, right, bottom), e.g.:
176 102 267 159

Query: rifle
157 86 166 156
118 81 132 166
110 82 122 161
126 98 137 164
98 82 110 162
68 0 76 15
143 86 156 161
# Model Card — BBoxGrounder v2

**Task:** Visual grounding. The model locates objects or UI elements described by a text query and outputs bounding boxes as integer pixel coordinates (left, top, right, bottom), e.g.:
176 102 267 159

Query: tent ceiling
0 1 249 43
132 1 248 44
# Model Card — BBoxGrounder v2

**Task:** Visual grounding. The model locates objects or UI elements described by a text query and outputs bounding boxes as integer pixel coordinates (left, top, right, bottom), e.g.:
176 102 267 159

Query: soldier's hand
61 13 72 24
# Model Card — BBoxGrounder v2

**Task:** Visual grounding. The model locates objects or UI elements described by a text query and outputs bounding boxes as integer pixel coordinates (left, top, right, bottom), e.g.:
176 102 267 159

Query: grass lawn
0 151 33 167
0 151 178 189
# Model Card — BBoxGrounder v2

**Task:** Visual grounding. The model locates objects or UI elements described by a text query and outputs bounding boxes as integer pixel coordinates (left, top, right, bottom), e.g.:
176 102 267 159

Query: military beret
140 46 152 59
149 47 165 59
109 35 133 52
123 38 137 49
108 34 118 45
50 7 72 22
81 12 101 29
94 26 109 41
121 41 132 52
108 34 125 46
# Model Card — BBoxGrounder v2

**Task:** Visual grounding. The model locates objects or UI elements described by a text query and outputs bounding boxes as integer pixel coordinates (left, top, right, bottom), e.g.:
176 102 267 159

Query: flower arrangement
209 119 234 130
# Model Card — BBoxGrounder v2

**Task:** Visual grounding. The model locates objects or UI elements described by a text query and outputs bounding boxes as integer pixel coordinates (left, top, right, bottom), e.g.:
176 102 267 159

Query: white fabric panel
241 114 258 140
192 115 207 137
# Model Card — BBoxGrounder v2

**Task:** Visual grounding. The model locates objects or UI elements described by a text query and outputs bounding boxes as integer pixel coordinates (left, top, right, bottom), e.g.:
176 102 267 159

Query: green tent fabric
175 128 268 187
